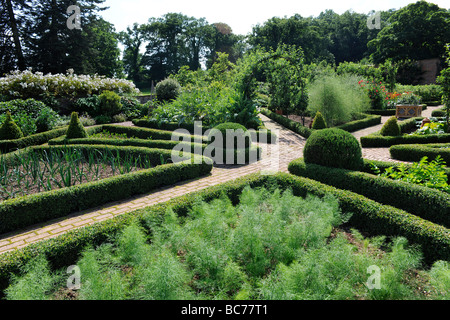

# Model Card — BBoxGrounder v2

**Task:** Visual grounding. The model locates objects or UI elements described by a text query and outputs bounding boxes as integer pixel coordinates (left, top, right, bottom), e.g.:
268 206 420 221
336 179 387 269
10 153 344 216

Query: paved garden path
0 106 442 254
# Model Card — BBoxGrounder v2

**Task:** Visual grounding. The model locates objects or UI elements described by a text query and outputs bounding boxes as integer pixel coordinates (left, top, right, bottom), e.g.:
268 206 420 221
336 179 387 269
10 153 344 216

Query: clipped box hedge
0 126 69 153
260 108 381 138
101 124 207 144
288 158 450 228
260 108 313 138
49 136 208 154
0 144 213 235
431 107 447 117
1 172 449 297
132 118 278 144
360 117 450 147
390 143 450 164
334 113 381 132
367 105 428 116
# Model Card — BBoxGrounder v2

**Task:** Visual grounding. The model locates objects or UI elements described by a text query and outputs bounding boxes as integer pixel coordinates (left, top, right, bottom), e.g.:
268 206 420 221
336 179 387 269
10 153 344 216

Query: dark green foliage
288 158 450 228
0 99 59 136
74 95 101 116
380 116 401 136
0 112 23 140
361 131 450 148
311 111 327 129
334 113 381 132
390 143 450 164
66 112 88 139
0 127 68 153
303 128 363 171
208 122 252 150
98 91 123 117
155 78 181 102
432 107 446 117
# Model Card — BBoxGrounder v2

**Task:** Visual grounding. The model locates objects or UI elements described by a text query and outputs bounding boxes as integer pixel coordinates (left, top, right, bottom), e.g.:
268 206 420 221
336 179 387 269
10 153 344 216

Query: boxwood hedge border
288 158 450 228
132 118 278 144
389 143 450 164
0 144 213 235
259 108 381 138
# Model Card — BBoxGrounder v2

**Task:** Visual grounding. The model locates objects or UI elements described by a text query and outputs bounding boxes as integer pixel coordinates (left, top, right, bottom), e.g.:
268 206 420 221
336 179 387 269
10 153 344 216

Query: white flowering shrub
0 69 140 100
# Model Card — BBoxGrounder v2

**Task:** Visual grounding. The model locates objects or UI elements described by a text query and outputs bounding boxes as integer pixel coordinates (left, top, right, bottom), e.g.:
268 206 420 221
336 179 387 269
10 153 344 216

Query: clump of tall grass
307 73 371 126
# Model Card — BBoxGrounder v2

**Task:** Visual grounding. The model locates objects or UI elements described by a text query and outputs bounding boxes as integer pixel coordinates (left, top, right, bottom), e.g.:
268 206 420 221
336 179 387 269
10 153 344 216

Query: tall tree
22 0 120 75
142 13 215 81
206 22 245 68
2 0 26 70
248 14 332 64
119 23 147 82
368 1 450 63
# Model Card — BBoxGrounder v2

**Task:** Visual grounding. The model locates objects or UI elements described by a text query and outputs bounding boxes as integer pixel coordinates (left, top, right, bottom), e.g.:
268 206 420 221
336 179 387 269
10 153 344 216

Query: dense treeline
1 0 449 83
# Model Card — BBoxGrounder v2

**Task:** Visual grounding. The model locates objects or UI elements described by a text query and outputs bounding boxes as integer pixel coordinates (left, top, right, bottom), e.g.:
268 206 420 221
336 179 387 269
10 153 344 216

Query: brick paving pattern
0 106 441 254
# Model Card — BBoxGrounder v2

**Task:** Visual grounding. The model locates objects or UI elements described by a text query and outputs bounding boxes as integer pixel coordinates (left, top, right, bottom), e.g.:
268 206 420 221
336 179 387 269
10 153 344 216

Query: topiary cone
311 111 327 129
380 116 401 137
66 112 88 139
0 112 24 140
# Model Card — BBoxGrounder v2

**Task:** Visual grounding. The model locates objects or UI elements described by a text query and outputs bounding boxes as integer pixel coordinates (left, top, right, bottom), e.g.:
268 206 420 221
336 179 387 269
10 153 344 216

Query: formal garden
0 0 450 302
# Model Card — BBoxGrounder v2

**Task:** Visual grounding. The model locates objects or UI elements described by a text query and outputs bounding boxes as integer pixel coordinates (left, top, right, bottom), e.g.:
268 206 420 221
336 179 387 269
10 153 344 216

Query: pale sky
100 0 450 35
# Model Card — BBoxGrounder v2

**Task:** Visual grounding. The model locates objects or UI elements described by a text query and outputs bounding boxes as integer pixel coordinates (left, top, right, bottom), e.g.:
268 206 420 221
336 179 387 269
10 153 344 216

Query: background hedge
132 118 278 143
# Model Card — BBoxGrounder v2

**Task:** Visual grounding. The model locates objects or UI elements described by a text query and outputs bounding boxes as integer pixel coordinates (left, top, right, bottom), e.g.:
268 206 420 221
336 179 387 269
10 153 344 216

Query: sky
100 0 450 35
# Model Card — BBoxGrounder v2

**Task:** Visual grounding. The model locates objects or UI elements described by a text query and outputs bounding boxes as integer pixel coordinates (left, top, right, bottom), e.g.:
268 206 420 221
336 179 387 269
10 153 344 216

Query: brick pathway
0 106 442 254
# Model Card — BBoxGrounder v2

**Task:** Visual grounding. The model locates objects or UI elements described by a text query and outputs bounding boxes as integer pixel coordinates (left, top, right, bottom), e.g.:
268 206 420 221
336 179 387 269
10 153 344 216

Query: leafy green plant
155 78 182 102
414 121 447 135
5 255 55 300
395 92 422 105
380 156 450 192
98 91 123 117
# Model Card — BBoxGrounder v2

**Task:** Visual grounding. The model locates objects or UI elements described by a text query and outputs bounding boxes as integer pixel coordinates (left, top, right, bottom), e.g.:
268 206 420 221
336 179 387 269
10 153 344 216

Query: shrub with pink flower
358 79 388 110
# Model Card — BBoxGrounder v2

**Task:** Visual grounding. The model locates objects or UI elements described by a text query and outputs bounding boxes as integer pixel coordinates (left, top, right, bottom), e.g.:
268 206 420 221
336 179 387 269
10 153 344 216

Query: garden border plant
288 158 450 228
0 126 70 153
132 118 278 144
0 144 213 235
0 171 449 298
360 117 450 147
389 143 450 164
260 108 381 136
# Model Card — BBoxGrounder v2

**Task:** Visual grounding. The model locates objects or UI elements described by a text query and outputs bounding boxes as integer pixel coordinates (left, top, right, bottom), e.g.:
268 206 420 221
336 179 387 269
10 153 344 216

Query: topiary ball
303 128 363 171
0 112 23 140
208 122 252 150
380 116 401 136
155 78 181 102
66 112 88 139
311 111 327 129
